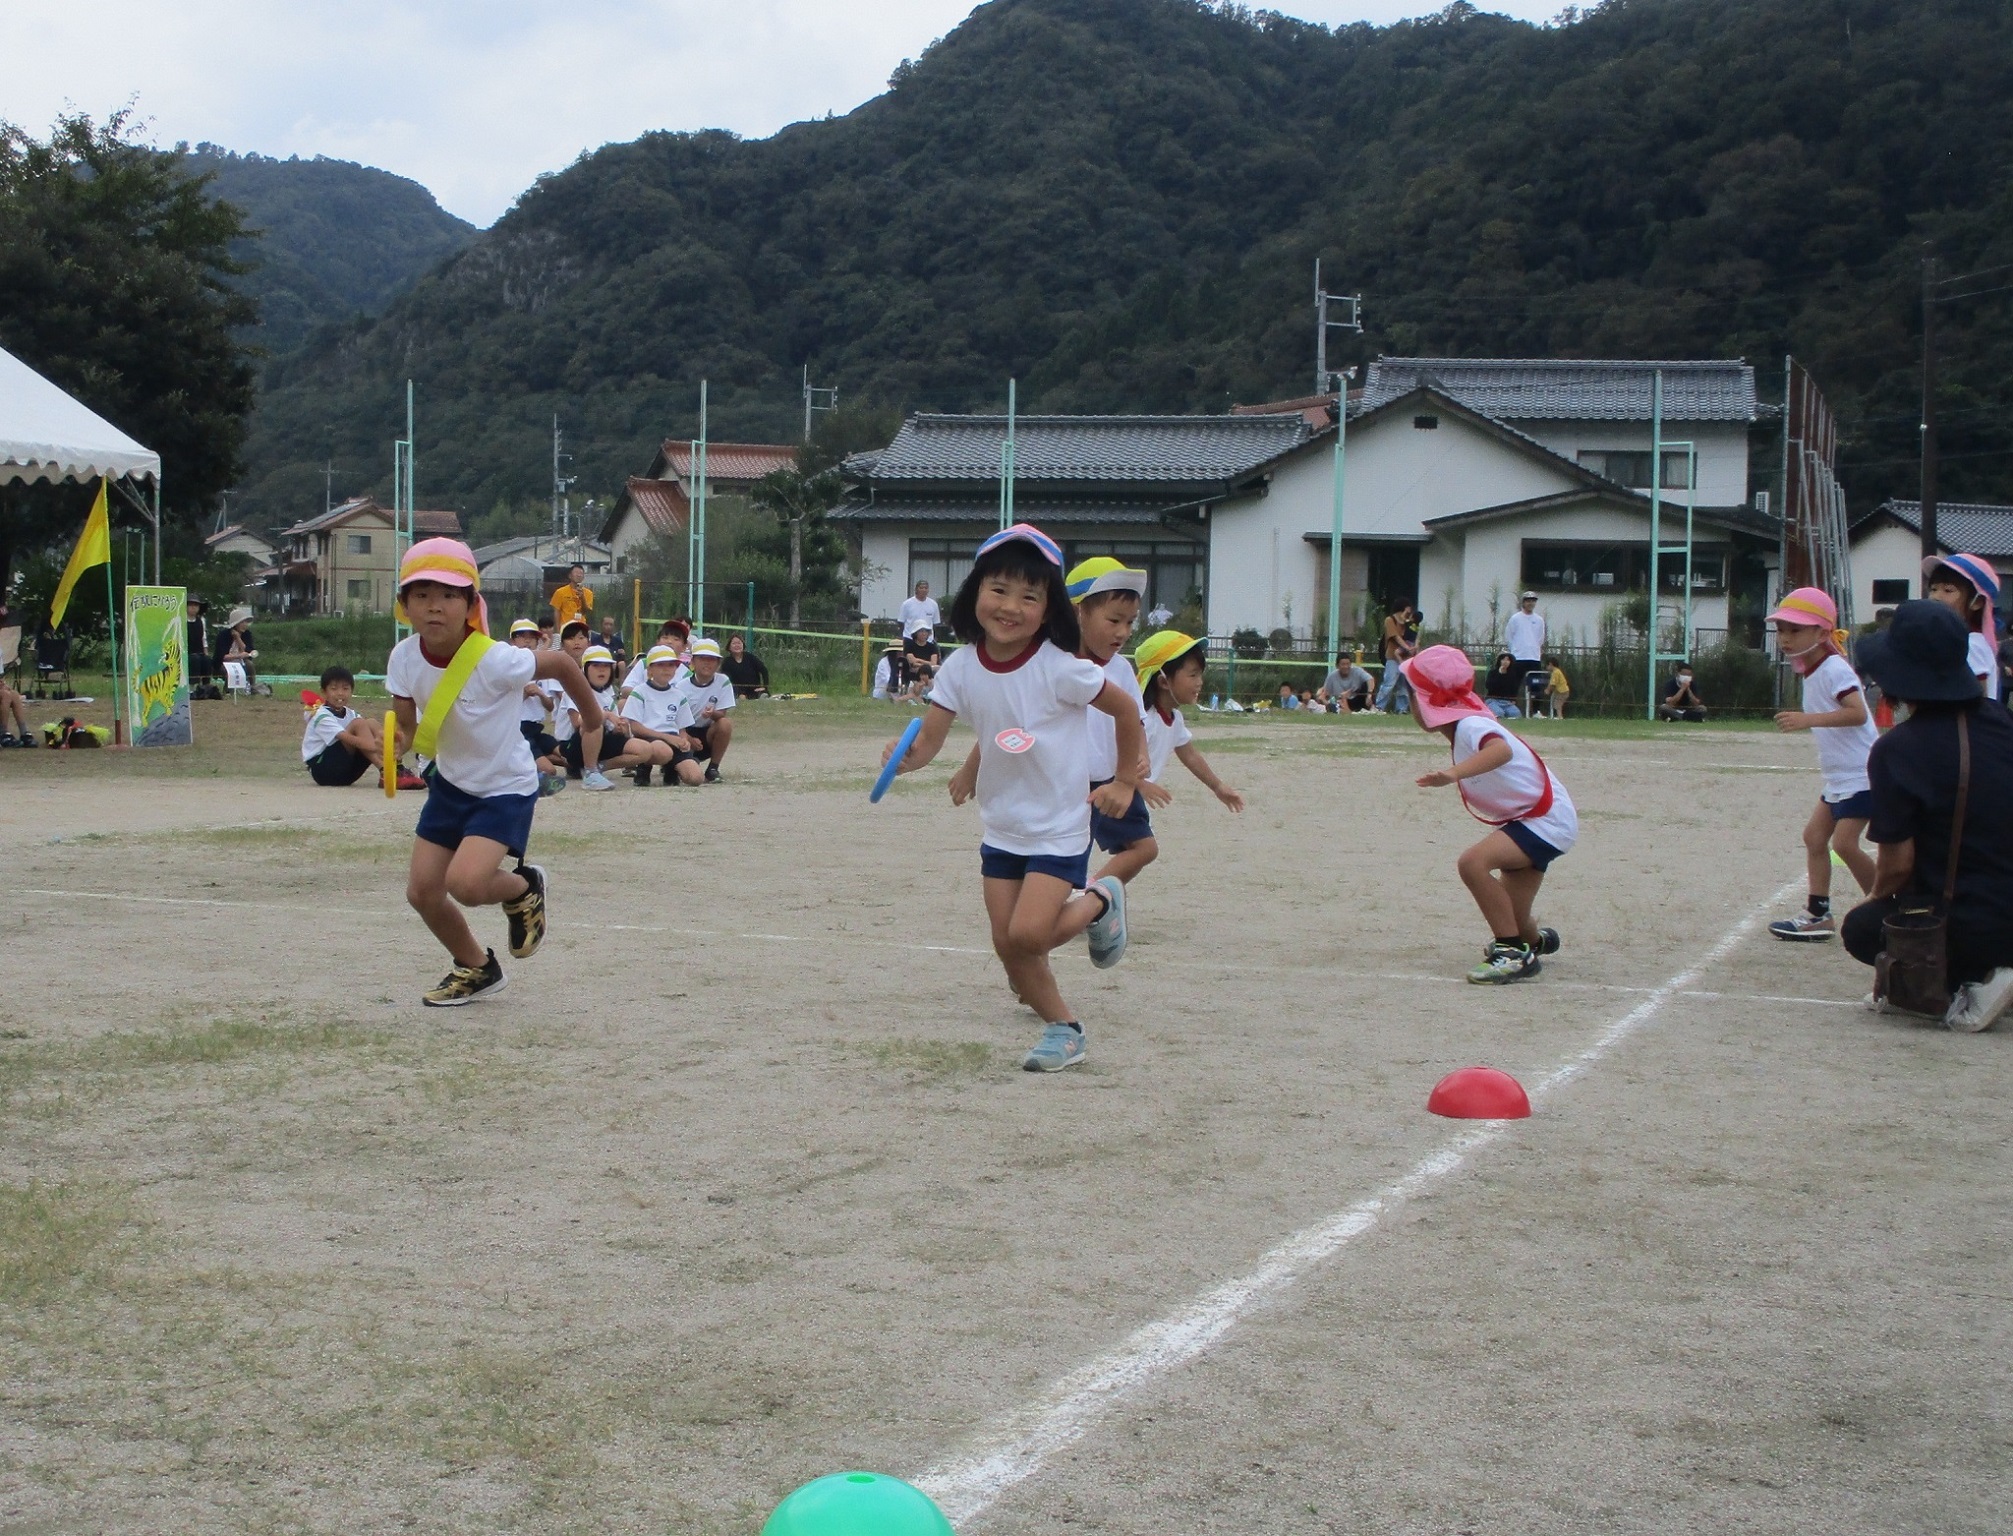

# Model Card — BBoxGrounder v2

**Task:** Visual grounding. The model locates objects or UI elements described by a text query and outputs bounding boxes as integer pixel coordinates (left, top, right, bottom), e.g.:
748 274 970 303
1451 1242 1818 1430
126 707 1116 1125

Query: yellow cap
581 645 616 667
1133 630 1203 687
1065 557 1149 602
688 637 722 659
509 618 541 636
646 644 682 666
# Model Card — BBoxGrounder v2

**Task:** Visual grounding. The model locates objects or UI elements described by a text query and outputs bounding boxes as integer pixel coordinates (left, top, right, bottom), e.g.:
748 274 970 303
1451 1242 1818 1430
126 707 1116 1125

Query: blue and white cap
976 522 1063 568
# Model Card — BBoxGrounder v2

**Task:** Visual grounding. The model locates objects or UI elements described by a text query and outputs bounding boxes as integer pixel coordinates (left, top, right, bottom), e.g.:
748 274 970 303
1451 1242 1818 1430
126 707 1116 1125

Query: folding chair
33 629 72 699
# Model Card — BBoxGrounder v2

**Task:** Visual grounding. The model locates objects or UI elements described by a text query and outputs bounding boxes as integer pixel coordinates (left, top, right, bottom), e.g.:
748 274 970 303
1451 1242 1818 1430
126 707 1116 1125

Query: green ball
760 1472 954 1536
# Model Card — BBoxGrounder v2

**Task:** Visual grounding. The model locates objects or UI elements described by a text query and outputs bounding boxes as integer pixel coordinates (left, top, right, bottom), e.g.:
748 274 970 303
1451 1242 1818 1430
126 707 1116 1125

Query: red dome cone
1427 1066 1531 1119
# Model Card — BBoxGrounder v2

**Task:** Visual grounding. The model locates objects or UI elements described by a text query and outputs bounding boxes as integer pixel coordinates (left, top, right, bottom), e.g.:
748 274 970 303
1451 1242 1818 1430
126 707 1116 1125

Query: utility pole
1315 259 1363 664
322 462 334 516
551 416 576 542
1920 253 1938 559
802 365 838 443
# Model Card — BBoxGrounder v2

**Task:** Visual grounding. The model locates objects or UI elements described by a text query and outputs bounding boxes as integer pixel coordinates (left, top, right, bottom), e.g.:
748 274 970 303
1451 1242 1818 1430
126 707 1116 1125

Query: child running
1403 644 1577 983
1765 586 1879 941
881 523 1148 1072
1132 631 1245 811
1923 553 2001 700
387 538 604 1006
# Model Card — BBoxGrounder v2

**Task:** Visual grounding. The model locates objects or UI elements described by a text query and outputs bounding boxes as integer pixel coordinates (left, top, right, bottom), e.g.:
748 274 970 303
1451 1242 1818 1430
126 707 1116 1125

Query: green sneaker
1468 941 1540 985
1022 1023 1087 1072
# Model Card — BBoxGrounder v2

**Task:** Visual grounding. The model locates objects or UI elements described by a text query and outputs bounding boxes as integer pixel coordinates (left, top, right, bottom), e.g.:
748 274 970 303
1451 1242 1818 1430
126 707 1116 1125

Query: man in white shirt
897 580 941 638
1505 591 1547 706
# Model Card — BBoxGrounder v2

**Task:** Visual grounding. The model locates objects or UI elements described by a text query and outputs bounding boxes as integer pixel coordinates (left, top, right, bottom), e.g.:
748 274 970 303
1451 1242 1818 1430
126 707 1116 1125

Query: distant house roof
204 523 275 553
1853 499 2013 560
414 508 463 536
614 476 691 540
280 498 461 538
1361 357 1758 423
471 534 612 570
829 498 1196 527
650 441 797 486
1231 392 1342 428
1423 488 1771 537
861 413 1312 486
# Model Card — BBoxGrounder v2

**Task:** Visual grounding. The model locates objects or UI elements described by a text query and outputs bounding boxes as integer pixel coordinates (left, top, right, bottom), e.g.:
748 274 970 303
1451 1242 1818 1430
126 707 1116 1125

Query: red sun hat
1400 644 1493 729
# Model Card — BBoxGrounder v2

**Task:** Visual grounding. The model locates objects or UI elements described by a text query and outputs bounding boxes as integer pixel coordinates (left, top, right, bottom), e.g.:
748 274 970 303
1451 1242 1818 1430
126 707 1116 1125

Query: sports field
1 699 2007 1534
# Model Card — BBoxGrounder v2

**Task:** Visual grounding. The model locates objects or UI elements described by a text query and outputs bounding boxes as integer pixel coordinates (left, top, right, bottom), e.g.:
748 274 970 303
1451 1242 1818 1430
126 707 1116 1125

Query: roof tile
1858 500 2013 561
863 414 1311 484
1362 357 1757 422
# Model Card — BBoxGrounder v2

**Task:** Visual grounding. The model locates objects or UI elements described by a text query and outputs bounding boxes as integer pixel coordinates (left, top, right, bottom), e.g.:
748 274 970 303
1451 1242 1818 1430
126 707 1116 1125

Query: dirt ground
0 700 2007 1535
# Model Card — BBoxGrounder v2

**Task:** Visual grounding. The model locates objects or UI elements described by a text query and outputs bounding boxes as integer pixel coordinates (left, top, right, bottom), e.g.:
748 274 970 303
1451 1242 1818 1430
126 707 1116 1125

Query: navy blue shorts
1088 780 1154 852
1823 789 1875 822
307 742 370 787
686 719 721 758
980 842 1091 887
1502 819 1566 872
520 721 559 759
415 772 538 859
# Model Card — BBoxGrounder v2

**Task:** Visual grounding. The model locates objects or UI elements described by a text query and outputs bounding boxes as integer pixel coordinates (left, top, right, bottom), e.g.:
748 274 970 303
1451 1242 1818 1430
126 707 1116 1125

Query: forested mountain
185 147 477 356
240 0 2013 526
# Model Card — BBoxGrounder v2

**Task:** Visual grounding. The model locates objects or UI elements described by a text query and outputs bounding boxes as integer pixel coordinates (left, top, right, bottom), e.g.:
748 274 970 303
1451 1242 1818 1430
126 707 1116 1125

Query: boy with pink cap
1765 586 1878 941
1402 644 1578 984
386 538 606 1006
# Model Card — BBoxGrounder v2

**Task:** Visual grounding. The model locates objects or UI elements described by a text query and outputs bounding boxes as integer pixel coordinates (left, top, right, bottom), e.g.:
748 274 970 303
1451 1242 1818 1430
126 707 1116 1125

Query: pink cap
1764 586 1837 629
1399 644 1492 729
396 536 489 635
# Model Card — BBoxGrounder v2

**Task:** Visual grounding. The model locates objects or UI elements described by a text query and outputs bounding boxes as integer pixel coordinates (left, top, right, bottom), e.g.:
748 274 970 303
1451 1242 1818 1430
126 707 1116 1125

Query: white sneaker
1944 967 2013 1033
581 768 616 791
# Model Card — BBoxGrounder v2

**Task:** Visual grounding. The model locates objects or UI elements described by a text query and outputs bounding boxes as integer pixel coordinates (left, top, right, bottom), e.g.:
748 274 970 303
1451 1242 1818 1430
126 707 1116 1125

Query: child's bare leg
1096 836 1158 886
1456 831 1535 941
339 718 384 756
445 836 530 909
1500 865 1545 944
985 875 1088 1021
1831 815 1875 894
1800 802 1832 899
703 716 733 767
406 840 488 968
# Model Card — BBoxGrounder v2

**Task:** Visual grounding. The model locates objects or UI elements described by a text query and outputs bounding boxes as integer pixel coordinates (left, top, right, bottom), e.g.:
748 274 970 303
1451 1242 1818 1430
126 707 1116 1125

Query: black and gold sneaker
503 864 548 959
422 949 508 1007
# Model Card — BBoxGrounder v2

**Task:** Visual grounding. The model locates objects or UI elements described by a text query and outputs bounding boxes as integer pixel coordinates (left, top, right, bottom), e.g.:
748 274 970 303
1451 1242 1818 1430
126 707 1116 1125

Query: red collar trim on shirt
418 640 461 669
976 637 1043 673
1156 706 1176 725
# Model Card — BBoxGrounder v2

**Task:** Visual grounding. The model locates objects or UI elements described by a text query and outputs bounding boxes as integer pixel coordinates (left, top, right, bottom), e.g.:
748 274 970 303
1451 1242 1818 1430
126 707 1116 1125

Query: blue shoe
1022 1023 1086 1072
581 768 616 791
1084 876 1127 969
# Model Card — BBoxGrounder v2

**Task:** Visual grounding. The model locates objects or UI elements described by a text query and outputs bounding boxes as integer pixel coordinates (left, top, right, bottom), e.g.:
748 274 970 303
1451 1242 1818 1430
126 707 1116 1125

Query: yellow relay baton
383 711 398 798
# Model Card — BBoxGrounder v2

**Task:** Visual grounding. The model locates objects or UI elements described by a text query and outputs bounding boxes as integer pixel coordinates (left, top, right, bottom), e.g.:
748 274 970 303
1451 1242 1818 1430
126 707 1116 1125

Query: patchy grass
0 1180 137 1303
860 1038 998 1080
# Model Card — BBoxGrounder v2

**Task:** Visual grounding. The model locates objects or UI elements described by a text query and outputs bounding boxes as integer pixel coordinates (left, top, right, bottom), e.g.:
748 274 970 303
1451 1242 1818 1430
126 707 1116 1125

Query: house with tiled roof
1849 500 2013 616
273 498 462 614
840 358 1771 645
600 440 798 568
833 413 1313 623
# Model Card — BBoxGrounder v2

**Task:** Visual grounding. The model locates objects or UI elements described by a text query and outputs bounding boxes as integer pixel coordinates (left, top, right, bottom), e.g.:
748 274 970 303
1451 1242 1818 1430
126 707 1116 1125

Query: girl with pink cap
386 538 607 1006
1765 586 1878 942
1923 552 2001 701
1401 643 1578 984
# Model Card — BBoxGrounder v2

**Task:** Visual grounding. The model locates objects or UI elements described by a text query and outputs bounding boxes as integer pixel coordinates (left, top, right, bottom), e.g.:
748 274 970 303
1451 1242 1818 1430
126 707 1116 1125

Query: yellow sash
412 632 497 759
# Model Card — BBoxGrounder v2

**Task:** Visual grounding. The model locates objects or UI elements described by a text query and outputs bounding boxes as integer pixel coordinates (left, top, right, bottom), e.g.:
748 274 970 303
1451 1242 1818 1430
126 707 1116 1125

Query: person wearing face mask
1765 587 1880 941
1658 662 1706 722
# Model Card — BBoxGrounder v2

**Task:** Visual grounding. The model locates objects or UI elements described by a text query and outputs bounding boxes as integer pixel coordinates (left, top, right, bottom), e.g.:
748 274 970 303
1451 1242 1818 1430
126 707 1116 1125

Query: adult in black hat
1845 600 2013 1030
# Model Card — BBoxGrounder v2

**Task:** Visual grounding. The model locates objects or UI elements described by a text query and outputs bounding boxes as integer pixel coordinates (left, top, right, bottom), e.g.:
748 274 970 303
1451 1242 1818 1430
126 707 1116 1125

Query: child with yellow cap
1133 630 1245 811
386 538 605 1006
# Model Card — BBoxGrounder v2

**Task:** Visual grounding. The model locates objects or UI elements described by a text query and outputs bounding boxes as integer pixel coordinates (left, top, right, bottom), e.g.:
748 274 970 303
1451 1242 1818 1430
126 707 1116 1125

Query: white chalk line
4 885 1858 1010
909 874 1805 1529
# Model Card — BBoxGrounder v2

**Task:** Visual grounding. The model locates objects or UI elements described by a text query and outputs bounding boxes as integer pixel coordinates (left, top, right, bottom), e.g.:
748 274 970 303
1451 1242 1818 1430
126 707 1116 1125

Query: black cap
1857 600 1981 704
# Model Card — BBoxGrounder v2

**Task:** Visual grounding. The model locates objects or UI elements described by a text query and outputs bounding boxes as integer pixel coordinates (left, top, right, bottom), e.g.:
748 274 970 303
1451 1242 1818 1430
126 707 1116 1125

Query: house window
347 533 373 555
1061 540 1206 614
1577 450 1693 490
908 542 975 605
1412 415 1440 430
1521 541 1728 593
347 579 372 601
1871 578 1910 604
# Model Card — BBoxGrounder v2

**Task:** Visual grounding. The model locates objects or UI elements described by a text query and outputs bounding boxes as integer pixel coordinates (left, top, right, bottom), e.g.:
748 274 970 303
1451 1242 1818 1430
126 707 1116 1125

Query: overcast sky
9 0 1562 227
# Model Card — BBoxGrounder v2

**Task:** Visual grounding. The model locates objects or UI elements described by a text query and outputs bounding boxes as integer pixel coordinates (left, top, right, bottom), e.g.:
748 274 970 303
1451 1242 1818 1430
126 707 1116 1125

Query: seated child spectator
1277 682 1300 710
544 622 616 790
723 634 770 698
872 643 903 700
1660 663 1707 721
619 644 704 785
302 666 408 787
622 619 690 694
564 646 653 782
1484 651 1523 718
1545 656 1571 718
1323 654 1376 711
508 619 566 792
677 637 737 781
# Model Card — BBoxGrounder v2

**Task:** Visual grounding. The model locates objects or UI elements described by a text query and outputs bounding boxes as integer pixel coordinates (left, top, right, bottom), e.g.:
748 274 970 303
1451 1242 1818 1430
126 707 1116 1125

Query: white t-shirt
516 653 551 724
1143 705 1193 783
927 638 1108 857
1803 652 1877 799
622 655 686 692
1968 632 1999 700
301 704 358 762
385 634 540 799
545 678 577 742
898 595 942 637
677 668 736 722
872 656 894 698
1084 651 1146 782
1505 609 1546 662
1451 715 1577 852
622 681 694 737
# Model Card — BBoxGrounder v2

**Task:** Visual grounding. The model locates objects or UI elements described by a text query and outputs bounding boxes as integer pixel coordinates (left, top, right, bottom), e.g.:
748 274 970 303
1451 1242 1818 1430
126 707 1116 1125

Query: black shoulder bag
1876 710 1971 1018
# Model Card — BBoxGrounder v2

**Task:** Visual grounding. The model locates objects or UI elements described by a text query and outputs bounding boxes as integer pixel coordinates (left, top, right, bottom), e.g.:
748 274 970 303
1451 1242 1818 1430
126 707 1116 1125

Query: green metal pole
1645 370 1663 722
105 552 120 741
1324 404 1349 664
686 438 698 621
999 379 1016 531
1683 444 1697 661
746 580 755 646
696 379 709 634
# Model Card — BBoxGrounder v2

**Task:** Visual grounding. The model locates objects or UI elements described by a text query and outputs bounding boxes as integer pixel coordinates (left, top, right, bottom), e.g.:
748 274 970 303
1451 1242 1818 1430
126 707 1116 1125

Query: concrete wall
1513 419 1752 508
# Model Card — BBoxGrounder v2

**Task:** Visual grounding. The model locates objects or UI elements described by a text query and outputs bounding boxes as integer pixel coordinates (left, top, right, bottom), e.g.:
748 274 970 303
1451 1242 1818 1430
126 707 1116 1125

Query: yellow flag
49 478 111 631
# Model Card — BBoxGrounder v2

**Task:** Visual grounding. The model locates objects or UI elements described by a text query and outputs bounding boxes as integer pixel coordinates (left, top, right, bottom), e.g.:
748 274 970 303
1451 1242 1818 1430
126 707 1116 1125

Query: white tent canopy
0 344 160 486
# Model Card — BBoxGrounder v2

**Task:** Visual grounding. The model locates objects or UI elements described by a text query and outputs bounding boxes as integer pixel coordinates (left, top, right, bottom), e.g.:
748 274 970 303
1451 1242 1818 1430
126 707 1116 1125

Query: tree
750 460 845 629
0 111 259 595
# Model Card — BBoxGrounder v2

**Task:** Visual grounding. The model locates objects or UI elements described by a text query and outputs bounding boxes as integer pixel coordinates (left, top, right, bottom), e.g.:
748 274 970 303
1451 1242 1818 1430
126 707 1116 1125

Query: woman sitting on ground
721 634 770 698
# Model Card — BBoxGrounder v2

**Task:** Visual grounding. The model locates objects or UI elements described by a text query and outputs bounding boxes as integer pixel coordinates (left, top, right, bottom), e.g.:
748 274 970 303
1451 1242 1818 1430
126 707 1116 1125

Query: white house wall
858 527 912 621
1513 420 1751 508
1849 521 1923 614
